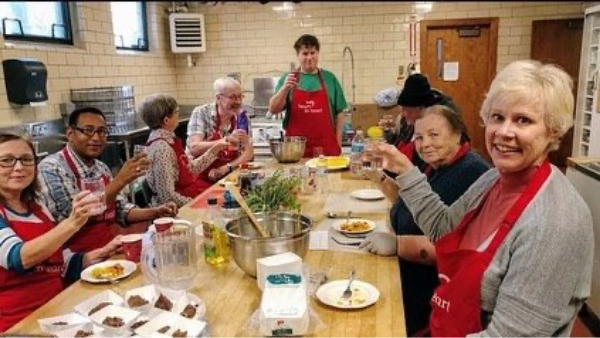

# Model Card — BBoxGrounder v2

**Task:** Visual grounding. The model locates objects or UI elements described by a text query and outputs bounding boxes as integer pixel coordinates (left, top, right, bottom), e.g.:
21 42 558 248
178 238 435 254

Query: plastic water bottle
350 130 365 176
236 110 250 134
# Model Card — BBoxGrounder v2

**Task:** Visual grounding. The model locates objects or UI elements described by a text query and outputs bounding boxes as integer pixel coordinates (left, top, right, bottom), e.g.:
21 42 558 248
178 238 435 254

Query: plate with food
81 260 136 284
246 162 264 170
305 156 350 171
331 219 376 234
350 189 385 201
38 312 91 334
316 280 380 309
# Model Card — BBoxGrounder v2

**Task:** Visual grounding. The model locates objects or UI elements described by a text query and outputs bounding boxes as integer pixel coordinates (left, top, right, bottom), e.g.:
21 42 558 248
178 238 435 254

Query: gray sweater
396 166 594 337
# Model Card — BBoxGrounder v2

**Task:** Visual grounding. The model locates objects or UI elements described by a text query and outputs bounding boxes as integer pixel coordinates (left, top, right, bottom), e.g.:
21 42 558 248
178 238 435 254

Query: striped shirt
37 144 135 224
0 203 83 280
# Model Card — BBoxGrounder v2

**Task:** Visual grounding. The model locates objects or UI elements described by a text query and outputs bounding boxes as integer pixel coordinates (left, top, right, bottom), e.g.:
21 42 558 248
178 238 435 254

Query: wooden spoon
225 182 270 238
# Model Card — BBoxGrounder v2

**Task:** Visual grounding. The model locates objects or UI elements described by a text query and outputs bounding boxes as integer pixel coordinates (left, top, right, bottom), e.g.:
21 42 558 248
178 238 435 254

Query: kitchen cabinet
574 4 600 158
566 159 600 318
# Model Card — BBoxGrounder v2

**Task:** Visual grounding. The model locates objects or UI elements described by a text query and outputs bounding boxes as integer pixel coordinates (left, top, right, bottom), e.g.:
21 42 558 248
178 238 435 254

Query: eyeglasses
219 93 244 101
72 126 109 138
0 156 36 168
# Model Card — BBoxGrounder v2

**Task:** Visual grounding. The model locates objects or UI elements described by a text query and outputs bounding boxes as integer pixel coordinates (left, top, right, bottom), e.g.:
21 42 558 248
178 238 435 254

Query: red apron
198 110 240 181
429 160 551 336
285 69 341 157
147 137 212 198
397 140 416 162
0 204 65 332
62 148 117 252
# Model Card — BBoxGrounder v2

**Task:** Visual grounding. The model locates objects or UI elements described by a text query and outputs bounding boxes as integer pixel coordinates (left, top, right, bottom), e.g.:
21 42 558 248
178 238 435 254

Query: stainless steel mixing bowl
225 211 312 277
269 136 306 163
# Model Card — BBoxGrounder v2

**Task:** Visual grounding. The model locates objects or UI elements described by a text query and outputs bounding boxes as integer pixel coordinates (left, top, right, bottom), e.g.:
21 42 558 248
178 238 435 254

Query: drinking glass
313 146 324 159
133 144 146 157
81 178 107 216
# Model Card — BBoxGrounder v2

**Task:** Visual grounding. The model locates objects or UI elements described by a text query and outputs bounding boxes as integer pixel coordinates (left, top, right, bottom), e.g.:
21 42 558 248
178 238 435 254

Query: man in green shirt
269 34 349 157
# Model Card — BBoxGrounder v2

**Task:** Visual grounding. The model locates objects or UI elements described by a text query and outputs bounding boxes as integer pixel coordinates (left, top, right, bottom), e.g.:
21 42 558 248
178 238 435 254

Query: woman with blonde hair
369 60 593 336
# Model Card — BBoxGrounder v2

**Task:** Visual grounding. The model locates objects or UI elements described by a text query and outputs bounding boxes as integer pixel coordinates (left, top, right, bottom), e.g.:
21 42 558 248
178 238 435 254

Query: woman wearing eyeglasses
0 134 122 332
187 77 254 182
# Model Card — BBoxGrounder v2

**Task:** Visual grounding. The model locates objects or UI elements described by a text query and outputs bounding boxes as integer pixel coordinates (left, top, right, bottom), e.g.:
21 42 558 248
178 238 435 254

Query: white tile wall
0 1 587 128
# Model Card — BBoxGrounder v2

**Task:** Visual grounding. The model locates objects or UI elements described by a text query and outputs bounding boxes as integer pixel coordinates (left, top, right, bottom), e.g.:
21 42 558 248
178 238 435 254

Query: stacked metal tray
70 86 136 127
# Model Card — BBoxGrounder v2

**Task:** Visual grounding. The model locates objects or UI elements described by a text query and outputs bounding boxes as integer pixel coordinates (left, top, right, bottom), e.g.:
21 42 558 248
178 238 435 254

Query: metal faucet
342 46 356 103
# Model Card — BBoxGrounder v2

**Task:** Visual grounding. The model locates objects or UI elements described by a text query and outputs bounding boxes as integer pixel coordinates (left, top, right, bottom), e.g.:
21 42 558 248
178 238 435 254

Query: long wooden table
8 159 406 337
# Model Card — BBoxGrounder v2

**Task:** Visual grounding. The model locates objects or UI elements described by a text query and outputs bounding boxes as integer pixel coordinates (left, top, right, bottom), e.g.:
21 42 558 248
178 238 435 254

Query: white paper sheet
309 230 329 250
443 62 459 81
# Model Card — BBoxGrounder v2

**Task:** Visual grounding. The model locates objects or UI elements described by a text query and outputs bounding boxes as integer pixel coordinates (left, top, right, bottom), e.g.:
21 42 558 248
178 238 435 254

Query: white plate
134 310 207 338
89 304 140 335
38 312 90 334
74 290 124 317
331 218 376 234
305 157 350 171
316 280 380 309
81 260 137 284
54 322 105 338
247 162 264 170
350 189 385 201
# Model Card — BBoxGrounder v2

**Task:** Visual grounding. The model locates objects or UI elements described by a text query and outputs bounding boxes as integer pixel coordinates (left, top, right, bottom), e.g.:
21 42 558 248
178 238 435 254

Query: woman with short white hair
187 77 254 182
368 60 593 336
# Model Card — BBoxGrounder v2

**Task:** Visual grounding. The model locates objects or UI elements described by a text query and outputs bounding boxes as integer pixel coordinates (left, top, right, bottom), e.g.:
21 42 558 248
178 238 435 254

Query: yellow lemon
367 126 384 138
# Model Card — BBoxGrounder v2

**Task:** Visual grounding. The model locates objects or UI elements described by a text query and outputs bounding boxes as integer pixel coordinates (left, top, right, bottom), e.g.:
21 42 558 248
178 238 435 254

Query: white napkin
309 231 329 250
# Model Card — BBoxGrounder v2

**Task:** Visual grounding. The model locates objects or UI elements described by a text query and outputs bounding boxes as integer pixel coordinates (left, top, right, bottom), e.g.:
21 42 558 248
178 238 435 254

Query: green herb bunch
245 169 301 213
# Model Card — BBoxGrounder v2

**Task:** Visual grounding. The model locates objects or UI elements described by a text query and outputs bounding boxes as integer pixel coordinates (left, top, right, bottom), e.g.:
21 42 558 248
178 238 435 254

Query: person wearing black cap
381 73 459 169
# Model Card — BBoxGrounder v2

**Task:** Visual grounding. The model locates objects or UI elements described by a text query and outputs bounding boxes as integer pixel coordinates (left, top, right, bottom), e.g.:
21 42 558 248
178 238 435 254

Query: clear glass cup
133 144 146 157
301 167 318 194
81 177 107 216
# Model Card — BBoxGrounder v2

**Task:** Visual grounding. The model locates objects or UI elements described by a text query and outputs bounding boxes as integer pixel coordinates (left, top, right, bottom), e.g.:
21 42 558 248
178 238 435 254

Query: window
111 2 148 51
0 2 72 45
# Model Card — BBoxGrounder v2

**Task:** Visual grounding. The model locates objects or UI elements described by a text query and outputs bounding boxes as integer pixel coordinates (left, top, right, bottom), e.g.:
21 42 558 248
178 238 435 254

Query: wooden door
420 18 498 161
531 19 583 170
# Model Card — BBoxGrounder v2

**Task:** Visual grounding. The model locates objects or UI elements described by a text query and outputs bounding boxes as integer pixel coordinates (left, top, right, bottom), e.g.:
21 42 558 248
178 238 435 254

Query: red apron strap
429 160 552 336
286 69 340 157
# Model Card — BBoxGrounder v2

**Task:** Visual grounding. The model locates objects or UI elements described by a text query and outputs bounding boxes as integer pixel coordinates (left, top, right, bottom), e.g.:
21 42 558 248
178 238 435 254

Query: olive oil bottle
203 198 229 265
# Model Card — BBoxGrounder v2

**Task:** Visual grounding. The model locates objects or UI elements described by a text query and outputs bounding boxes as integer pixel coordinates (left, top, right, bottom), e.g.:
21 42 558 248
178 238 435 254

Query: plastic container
203 198 229 265
350 130 365 176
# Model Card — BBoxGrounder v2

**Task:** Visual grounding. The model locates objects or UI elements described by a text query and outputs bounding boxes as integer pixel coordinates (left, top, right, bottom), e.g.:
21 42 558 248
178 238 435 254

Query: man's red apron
62 148 116 252
198 109 239 182
429 160 551 336
147 137 212 198
0 204 65 332
285 69 341 157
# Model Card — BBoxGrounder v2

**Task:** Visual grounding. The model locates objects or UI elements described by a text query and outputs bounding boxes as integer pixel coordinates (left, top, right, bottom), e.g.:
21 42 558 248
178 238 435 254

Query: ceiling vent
169 13 206 53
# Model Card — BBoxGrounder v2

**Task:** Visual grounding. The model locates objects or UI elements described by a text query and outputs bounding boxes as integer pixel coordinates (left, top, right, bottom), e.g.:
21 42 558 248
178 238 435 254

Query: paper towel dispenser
3 58 48 105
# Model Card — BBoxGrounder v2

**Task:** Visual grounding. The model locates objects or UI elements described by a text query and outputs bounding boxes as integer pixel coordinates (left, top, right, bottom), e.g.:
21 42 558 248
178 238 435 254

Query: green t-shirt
274 68 349 128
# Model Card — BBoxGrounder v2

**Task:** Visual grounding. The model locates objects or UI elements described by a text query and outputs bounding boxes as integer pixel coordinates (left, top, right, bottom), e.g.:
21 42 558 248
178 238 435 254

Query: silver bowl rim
225 211 313 241
268 136 307 145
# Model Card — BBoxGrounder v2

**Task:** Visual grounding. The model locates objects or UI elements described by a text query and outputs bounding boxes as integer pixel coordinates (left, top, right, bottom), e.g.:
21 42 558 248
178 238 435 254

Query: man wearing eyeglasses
187 77 254 182
37 107 178 253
